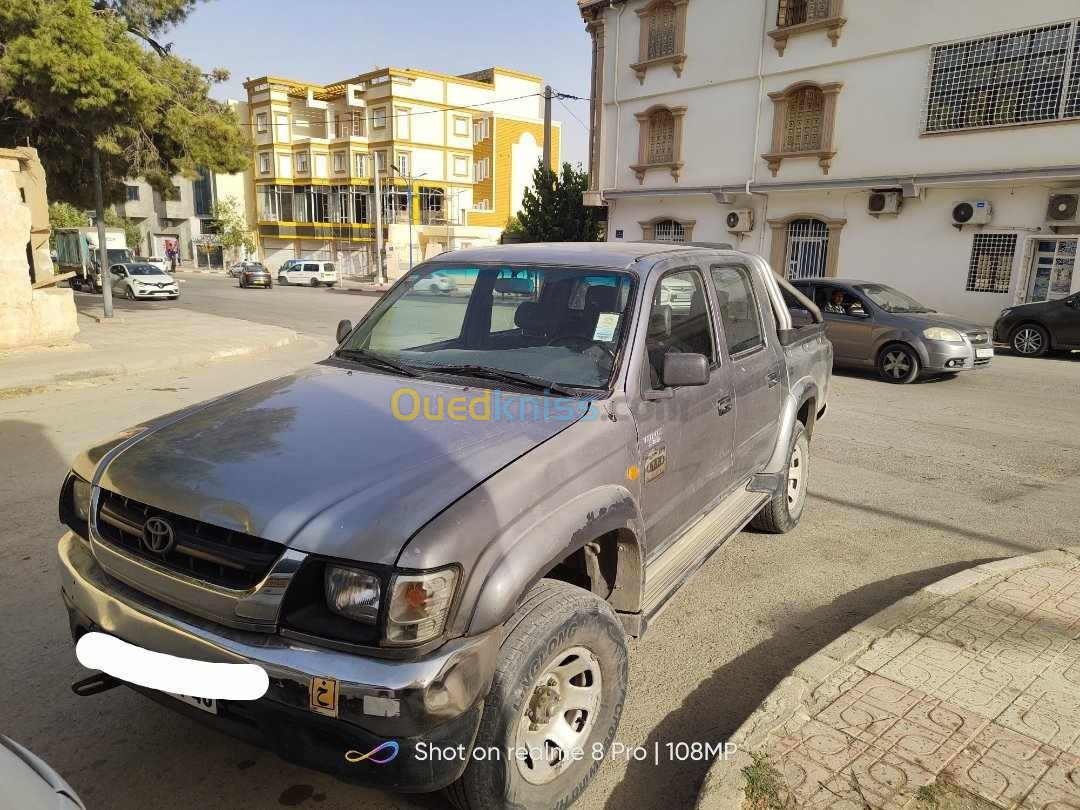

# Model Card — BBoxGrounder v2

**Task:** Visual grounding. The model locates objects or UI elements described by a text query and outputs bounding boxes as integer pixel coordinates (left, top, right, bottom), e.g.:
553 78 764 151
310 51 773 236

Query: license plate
976 348 994 359
167 692 218 714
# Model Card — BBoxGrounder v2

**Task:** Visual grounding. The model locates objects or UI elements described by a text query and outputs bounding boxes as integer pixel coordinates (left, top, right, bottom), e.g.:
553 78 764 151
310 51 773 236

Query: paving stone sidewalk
0 307 300 396
698 547 1080 809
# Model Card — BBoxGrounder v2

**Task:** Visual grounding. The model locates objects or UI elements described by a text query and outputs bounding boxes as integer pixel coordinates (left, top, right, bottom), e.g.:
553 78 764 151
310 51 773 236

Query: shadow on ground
604 559 997 810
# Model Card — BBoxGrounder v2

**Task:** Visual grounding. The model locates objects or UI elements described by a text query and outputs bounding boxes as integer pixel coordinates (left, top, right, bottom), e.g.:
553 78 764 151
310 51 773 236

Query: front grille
95 490 284 590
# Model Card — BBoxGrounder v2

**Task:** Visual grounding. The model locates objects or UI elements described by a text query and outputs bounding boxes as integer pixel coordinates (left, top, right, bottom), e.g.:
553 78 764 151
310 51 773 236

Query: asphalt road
73 272 379 340
1 333 1079 809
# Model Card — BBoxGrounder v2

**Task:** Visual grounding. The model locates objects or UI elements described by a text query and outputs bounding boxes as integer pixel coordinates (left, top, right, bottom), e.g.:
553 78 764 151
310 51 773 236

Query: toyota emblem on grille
142 517 175 554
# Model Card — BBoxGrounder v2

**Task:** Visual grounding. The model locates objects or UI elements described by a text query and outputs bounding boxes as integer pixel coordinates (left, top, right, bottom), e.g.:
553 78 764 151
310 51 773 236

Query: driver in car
824 289 848 315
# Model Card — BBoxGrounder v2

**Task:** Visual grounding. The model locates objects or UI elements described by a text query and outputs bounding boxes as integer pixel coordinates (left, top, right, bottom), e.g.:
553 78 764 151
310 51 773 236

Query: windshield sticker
593 313 620 342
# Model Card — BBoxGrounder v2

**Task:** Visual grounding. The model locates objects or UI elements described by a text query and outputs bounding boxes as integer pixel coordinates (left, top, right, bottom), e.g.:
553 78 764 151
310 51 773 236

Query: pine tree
513 160 602 243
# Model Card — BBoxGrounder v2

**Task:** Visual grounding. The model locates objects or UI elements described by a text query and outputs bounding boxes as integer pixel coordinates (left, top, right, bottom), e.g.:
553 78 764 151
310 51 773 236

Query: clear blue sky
168 0 593 165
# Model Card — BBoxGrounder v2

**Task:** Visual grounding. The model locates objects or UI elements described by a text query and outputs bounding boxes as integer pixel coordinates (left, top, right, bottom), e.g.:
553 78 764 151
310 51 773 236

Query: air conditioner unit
868 190 902 217
1046 190 1080 225
952 200 992 227
725 209 753 234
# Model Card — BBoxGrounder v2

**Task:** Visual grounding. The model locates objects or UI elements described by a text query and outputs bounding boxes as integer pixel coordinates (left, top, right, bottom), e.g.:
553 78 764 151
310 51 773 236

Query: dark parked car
993 293 1080 357
238 263 272 289
789 278 993 383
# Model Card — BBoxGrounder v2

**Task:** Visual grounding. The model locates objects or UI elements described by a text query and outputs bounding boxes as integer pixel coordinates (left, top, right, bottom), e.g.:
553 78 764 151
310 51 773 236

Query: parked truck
54 228 134 293
58 242 831 808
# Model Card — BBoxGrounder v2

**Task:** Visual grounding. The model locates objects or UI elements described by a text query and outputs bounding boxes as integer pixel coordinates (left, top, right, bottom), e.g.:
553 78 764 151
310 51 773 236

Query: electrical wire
556 97 589 132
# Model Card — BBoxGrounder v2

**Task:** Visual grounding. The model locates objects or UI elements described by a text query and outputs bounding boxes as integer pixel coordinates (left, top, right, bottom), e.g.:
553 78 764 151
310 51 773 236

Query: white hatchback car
109 263 180 300
147 256 169 273
278 260 338 288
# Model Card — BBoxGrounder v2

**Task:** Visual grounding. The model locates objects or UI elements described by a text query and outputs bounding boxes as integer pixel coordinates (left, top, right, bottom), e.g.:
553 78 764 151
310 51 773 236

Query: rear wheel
1010 324 1049 357
447 580 628 810
310 278 319 288
877 343 920 384
751 422 808 534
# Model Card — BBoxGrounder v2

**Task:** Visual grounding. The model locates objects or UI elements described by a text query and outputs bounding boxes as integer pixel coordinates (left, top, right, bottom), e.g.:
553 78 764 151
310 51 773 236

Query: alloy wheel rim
883 350 912 378
1015 328 1043 355
515 646 602 786
788 442 805 513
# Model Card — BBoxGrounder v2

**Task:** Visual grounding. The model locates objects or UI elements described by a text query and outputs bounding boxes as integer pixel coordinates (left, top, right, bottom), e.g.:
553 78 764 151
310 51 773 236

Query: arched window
631 0 690 82
647 109 676 164
647 2 677 59
782 86 825 153
640 217 695 242
763 82 842 176
784 219 829 279
632 105 687 183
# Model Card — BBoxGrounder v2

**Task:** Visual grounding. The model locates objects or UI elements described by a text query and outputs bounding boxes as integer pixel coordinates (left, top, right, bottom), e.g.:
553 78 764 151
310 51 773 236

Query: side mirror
850 310 871 319
336 319 353 344
662 353 709 387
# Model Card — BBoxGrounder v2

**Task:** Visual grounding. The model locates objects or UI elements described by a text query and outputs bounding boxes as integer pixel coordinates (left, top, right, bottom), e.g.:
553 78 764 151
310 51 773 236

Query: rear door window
302 263 320 274
709 265 765 356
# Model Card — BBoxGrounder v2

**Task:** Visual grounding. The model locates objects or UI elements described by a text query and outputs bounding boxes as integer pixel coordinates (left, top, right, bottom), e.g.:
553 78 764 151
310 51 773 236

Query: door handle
766 368 781 388
717 396 733 416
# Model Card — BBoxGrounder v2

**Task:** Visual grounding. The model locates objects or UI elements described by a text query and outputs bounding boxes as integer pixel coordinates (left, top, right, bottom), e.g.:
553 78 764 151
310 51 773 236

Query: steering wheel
548 335 616 361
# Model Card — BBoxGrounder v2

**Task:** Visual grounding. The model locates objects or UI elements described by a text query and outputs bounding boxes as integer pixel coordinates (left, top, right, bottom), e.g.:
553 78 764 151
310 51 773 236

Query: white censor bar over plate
76 632 269 700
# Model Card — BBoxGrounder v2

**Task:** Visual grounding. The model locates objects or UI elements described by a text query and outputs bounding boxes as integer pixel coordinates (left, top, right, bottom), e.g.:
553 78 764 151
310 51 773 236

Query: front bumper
134 288 179 298
58 532 495 791
922 340 992 372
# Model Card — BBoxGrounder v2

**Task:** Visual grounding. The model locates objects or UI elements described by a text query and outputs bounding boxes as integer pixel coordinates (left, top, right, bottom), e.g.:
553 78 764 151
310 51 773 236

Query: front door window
1029 239 1077 303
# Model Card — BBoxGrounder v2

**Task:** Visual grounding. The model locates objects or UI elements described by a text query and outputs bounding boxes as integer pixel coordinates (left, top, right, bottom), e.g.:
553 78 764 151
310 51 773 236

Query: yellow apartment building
243 66 561 278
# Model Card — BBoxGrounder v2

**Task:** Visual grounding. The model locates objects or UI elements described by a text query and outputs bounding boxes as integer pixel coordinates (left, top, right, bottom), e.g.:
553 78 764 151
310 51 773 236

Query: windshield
855 283 934 313
127 265 166 276
107 249 134 264
341 265 637 390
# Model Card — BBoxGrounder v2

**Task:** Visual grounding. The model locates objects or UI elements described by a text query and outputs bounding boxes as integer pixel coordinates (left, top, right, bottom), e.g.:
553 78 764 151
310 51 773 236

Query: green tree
515 160 601 243
212 195 255 263
0 0 248 209
48 201 89 230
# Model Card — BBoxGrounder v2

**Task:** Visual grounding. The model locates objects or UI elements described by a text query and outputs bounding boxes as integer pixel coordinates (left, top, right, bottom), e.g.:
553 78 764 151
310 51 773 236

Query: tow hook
71 672 121 697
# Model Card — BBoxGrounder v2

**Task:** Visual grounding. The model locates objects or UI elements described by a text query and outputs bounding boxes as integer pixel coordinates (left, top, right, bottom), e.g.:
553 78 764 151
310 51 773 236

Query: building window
769 0 846 56
966 233 1018 293
631 0 689 82
296 151 309 173
396 152 410 176
453 116 470 137
784 219 829 279
333 152 346 173
372 107 387 129
473 117 490 144
395 107 411 140
354 153 367 177
925 22 1080 134
475 158 491 182
259 152 271 174
275 113 289 142
763 81 842 176
631 105 687 183
453 155 469 177
255 112 268 133
375 150 388 174
125 185 140 201
767 213 846 279
639 216 694 242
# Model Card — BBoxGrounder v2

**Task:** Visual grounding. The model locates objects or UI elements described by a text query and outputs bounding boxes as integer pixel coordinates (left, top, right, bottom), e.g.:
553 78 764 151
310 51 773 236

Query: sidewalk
699 547 1080 809
0 307 300 397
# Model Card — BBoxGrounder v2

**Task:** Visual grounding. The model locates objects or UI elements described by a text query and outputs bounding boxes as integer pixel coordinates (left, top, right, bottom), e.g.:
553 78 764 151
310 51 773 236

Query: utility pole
93 148 113 318
543 85 553 172
373 147 385 285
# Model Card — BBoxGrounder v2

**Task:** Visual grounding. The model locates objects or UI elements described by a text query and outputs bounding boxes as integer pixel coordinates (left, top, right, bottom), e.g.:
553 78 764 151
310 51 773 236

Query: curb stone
696 545 1080 810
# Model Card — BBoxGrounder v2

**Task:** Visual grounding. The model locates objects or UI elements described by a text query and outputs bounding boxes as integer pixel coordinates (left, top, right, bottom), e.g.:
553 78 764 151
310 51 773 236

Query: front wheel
309 278 319 288
278 275 288 286
125 286 136 301
447 580 628 810
877 343 920 384
1010 324 1049 357
751 422 808 534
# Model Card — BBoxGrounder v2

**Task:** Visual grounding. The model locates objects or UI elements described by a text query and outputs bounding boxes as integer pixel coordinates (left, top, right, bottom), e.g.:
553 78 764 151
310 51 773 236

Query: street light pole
391 165 427 274
92 147 114 318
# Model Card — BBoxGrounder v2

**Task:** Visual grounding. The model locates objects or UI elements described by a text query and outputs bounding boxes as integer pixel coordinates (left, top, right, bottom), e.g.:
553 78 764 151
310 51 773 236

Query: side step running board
641 488 768 621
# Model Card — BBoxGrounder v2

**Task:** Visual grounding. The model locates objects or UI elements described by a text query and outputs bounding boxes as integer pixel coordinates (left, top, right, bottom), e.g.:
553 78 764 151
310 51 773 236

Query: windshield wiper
427 365 581 398
333 348 420 378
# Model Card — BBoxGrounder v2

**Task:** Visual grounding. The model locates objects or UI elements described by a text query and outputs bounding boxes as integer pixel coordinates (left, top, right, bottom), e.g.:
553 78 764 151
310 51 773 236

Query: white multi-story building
578 0 1080 325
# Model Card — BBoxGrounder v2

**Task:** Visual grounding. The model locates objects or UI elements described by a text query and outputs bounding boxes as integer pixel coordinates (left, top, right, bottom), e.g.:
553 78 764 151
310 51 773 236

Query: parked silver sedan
790 278 993 383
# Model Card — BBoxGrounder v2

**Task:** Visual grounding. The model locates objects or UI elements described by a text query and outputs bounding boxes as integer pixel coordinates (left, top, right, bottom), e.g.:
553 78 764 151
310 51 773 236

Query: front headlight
386 567 459 645
60 473 92 536
72 478 92 522
324 565 381 623
922 327 964 343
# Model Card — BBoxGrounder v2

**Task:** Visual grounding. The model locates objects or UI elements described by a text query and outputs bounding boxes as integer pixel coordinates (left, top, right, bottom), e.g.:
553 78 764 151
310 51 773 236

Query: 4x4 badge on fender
141 517 175 555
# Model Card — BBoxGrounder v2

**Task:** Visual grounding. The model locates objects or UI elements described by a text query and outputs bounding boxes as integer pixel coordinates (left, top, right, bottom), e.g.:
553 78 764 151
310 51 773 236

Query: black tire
310 278 319 288
447 580 628 810
1010 323 1049 357
751 422 808 534
278 275 288 285
125 286 136 301
877 343 920 384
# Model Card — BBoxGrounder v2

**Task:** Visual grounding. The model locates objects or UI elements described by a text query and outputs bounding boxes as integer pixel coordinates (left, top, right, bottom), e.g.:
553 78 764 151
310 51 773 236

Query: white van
278 260 338 288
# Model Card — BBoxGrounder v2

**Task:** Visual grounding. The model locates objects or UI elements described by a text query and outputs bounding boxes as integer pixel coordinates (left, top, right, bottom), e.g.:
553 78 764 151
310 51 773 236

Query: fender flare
762 377 820 476
466 485 645 635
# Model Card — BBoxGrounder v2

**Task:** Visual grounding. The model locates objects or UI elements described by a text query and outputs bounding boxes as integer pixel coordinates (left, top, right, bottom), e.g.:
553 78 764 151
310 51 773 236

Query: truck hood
96 363 586 565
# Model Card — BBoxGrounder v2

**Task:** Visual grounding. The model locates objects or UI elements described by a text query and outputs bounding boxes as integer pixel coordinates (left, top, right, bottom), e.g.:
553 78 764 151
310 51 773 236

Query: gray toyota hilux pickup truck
57 242 831 808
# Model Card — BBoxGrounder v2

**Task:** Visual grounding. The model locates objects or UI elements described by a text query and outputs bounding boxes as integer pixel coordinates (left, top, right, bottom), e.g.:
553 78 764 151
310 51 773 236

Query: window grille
647 3 677 60
966 233 1017 293
785 219 829 279
654 220 685 243
925 21 1080 132
782 87 825 152
777 0 832 28
647 110 675 164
